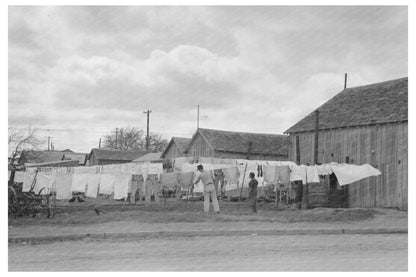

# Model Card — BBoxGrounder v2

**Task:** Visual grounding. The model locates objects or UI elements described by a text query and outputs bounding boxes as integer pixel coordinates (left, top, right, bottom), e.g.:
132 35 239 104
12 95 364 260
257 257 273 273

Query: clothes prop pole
238 163 248 209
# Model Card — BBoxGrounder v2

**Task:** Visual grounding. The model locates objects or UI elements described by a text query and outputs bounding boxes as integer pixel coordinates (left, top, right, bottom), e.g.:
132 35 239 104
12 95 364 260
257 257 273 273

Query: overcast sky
8 6 407 153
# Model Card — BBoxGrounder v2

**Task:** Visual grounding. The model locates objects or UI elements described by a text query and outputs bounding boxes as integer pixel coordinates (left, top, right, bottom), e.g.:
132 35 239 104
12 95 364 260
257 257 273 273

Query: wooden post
314 110 319 165
296 135 300 165
238 163 248 208
302 182 308 209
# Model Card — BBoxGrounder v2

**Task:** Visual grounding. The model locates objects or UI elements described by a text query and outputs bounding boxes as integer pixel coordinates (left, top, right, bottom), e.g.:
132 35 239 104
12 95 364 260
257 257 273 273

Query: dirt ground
9 233 408 271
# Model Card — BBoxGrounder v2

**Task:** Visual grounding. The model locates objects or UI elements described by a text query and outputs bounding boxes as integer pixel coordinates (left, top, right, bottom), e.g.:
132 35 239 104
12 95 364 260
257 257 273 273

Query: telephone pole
143 110 152 152
46 136 52 151
197 105 200 129
115 128 119 150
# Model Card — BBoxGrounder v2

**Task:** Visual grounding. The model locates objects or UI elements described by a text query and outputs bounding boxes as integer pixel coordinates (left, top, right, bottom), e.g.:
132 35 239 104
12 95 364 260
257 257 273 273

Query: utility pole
344 73 348 89
197 104 200 129
99 138 101 149
46 136 52 151
115 128 118 150
143 110 152 152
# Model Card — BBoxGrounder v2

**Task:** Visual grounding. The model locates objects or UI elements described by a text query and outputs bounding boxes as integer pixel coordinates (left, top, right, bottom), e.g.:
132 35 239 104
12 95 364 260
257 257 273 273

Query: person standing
248 172 258 213
194 164 220 213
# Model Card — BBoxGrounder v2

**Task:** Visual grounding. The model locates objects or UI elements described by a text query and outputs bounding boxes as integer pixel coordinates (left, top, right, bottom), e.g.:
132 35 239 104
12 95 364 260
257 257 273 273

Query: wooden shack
285 77 408 209
186 128 290 161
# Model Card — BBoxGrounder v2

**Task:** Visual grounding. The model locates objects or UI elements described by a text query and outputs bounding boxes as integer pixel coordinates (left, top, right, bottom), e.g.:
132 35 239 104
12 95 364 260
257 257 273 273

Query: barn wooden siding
288 122 408 209
187 133 288 161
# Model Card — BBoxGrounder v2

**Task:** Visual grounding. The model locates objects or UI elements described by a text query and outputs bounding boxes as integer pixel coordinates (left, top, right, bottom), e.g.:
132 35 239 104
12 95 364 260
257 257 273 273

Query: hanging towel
306 165 320 183
148 163 163 177
35 172 56 194
71 173 88 193
55 174 73 200
99 174 114 195
160 172 180 189
178 171 194 189
263 165 278 184
22 171 37 192
330 163 381 186
238 164 258 187
277 166 290 184
113 174 131 200
222 166 239 184
290 165 307 183
199 157 214 164
85 174 101 198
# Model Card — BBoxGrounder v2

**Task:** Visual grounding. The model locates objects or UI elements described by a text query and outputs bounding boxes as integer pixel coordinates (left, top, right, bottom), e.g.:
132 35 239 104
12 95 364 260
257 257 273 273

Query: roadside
8 201 407 243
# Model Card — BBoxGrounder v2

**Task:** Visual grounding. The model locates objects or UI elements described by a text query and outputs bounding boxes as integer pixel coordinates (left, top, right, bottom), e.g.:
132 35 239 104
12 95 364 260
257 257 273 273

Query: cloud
8 6 408 152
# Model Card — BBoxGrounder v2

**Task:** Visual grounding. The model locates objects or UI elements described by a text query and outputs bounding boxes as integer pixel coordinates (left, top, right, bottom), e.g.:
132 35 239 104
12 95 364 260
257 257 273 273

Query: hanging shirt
55 174 73 200
222 166 239 184
113 174 131 200
160 172 180 189
277 166 290 184
290 165 307 184
178 171 194 189
85 174 101 198
34 172 56 194
71 173 88 193
263 165 278 184
306 165 320 183
330 163 381 186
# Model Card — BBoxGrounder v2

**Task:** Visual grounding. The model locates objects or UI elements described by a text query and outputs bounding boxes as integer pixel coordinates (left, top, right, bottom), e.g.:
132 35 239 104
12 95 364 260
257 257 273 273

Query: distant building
62 152 88 166
285 77 408 209
87 148 147 166
132 152 163 163
185 128 290 161
161 137 191 161
18 149 87 167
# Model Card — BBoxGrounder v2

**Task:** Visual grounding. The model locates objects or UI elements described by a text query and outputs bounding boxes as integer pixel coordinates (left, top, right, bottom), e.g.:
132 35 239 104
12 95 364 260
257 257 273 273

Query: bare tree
103 126 168 152
8 126 43 184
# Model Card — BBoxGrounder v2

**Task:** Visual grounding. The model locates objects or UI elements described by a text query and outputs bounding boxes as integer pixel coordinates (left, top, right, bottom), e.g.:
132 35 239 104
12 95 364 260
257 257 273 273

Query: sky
8 5 408 153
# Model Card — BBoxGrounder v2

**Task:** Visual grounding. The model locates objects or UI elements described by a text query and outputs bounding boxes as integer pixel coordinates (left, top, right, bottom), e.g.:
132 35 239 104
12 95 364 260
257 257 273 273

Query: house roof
25 159 80 168
132 152 163 163
285 77 408 133
89 148 146 161
18 150 65 165
62 152 88 165
187 128 290 156
161 137 191 158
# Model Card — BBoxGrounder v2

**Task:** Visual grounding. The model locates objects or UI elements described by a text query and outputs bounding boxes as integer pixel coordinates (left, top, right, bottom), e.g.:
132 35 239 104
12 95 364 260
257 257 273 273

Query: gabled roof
187 128 290 156
285 77 408 133
18 150 65 165
161 137 191 158
132 152 163 163
89 148 146 161
62 152 88 165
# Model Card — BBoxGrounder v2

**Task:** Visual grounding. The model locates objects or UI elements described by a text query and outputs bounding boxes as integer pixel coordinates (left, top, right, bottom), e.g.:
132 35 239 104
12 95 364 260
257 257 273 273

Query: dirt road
9 233 407 271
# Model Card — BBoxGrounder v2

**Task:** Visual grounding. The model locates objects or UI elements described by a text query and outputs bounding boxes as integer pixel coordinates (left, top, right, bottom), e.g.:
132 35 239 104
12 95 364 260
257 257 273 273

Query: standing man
248 172 258 213
194 164 220 213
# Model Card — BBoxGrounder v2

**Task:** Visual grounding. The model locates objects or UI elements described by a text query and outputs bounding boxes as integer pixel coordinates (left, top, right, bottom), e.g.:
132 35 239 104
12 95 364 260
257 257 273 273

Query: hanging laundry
99 174 114 195
173 157 190 171
290 165 307 184
277 166 290 184
55 174 73 200
238 164 258 187
22 171 37 192
306 165 320 183
199 157 214 164
316 164 333 175
330 163 381 186
71 173 88 193
85 174 101 198
113 174 131 200
220 158 235 165
178 171 194 189
222 166 239 184
263 165 278 184
160 172 180 190
34 172 56 194
148 163 163 177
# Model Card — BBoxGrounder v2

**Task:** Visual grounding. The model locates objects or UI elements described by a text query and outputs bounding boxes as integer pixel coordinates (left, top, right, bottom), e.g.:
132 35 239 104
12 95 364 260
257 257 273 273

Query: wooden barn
285 77 408 209
161 137 191 161
186 128 290 161
87 148 146 166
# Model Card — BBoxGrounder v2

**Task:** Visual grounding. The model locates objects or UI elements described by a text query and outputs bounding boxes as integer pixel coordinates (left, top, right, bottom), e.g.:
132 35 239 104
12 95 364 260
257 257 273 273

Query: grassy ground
8 199 387 227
